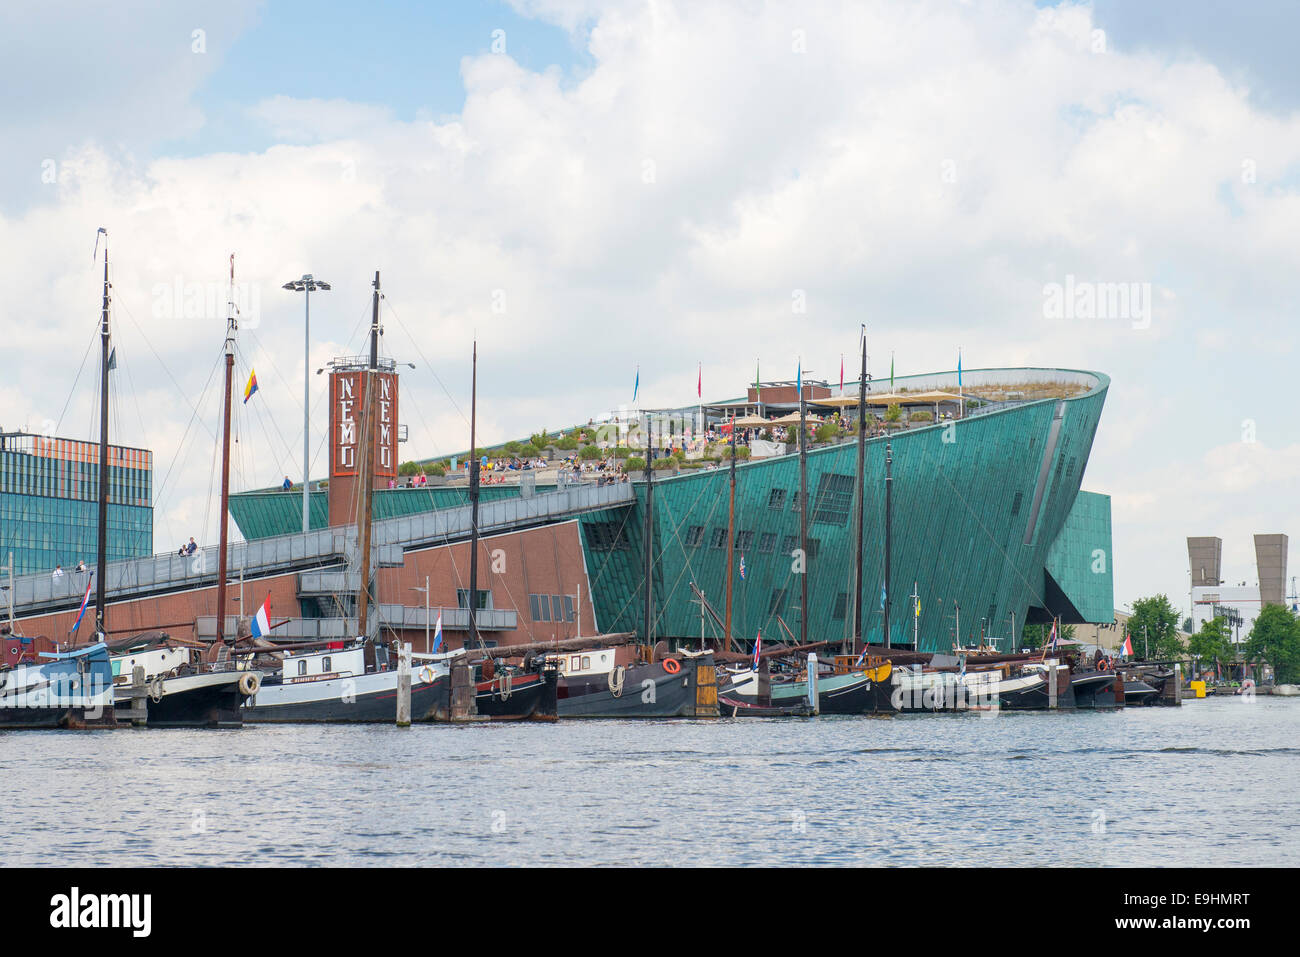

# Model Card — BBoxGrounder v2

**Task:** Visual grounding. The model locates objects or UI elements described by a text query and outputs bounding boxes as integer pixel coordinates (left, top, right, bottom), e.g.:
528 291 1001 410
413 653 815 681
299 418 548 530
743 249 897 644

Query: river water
2 696 1295 866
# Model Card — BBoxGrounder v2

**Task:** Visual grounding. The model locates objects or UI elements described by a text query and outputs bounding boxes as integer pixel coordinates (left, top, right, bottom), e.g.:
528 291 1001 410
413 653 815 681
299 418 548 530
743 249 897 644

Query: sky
2 0 1298 621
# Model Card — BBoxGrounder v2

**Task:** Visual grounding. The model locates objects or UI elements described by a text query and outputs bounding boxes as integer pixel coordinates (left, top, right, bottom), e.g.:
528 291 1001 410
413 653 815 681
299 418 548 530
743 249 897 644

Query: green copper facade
578 368 1113 651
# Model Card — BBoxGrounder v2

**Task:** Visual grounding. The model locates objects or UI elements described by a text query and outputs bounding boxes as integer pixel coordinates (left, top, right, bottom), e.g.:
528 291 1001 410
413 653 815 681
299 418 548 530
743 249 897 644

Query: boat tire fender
238 672 262 696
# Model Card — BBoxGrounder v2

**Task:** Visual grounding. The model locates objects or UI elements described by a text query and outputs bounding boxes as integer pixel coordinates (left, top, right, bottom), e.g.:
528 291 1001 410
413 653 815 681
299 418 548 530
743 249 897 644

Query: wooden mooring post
806 653 820 715
127 665 148 727
448 658 478 722
396 641 412 727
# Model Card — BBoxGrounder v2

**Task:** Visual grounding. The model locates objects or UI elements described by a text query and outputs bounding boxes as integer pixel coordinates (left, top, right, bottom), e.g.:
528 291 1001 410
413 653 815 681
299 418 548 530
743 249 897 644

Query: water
2 697 1296 866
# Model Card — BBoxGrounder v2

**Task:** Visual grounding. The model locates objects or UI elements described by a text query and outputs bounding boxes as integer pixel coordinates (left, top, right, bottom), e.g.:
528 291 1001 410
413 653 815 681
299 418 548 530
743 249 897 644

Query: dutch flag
433 609 444 652
752 628 762 671
250 594 272 638
69 576 93 634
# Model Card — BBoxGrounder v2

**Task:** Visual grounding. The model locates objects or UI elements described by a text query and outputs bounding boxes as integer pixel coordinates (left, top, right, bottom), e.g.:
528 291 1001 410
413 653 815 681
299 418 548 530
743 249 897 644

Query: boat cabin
280 645 367 683
551 648 618 678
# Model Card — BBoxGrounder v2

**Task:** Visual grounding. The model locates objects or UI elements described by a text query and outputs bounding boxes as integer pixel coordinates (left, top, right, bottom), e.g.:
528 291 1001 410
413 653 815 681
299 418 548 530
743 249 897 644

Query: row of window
0 452 152 507
764 474 856 526
767 589 850 618
684 526 819 559
529 593 576 623
0 494 153 573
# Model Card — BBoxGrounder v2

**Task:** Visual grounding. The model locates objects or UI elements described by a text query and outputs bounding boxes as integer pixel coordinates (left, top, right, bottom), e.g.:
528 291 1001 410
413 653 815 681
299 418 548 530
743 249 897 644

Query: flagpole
798 360 808 649
853 326 867 657
724 412 736 654
214 254 237 651
884 441 892 648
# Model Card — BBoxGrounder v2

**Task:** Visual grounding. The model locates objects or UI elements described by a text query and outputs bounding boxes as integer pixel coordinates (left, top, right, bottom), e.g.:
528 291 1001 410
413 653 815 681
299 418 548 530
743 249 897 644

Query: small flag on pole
754 360 760 401
957 349 963 388
250 594 271 638
839 354 844 394
69 576 93 634
244 369 259 404
752 629 762 670
1122 630 1133 657
890 353 894 392
433 609 444 652
739 554 746 581
880 583 887 610
107 347 117 371
697 362 702 399
632 366 639 403
796 359 802 395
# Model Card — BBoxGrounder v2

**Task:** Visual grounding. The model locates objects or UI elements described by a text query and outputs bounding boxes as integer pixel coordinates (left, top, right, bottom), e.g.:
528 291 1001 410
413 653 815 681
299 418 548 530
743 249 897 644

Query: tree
1245 604 1300 684
1188 616 1233 670
884 403 903 425
1125 594 1185 659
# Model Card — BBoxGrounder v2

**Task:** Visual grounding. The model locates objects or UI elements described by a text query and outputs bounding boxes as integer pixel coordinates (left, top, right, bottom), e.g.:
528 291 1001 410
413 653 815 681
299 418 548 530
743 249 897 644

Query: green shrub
579 444 603 460
519 443 541 458
814 421 839 443
625 456 646 472
427 463 446 477
909 410 933 423
555 436 579 451
652 457 676 470
398 461 420 476
503 440 522 455
671 448 685 462
720 445 751 460
884 403 903 424
530 432 550 449
613 447 631 459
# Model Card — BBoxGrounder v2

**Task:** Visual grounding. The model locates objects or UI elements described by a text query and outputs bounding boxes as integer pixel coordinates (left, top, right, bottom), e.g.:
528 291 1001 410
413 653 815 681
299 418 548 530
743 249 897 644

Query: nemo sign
330 370 398 479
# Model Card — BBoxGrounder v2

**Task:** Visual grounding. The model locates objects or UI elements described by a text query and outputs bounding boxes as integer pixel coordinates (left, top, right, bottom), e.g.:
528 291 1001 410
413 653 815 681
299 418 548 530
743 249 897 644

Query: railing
11 482 634 618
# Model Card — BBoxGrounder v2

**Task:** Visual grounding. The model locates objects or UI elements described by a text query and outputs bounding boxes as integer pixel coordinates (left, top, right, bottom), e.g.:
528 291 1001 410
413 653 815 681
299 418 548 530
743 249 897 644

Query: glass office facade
0 432 153 575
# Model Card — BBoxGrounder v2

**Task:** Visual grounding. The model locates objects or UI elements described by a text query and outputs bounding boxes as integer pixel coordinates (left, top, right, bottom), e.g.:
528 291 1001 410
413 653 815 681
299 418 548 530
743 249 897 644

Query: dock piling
807 653 820 714
128 665 148 726
396 641 411 727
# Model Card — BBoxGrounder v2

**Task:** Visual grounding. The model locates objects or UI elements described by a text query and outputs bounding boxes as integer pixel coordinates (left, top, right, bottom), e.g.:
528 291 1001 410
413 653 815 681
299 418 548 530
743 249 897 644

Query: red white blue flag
433 609 444 652
752 629 762 670
69 577 93 634
739 554 746 581
250 594 272 638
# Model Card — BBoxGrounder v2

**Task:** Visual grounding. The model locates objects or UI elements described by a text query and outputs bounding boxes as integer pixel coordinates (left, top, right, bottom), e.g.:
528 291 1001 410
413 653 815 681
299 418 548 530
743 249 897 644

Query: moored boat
551 647 717 718
0 641 117 729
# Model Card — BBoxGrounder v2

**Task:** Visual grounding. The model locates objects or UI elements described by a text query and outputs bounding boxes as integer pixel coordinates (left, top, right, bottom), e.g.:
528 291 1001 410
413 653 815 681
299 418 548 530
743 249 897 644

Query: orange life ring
662 658 681 675
1098 658 1110 671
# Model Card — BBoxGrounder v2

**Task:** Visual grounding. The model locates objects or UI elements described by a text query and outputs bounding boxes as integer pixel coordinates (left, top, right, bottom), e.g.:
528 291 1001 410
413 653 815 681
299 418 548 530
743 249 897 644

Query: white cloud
3 0 1299 609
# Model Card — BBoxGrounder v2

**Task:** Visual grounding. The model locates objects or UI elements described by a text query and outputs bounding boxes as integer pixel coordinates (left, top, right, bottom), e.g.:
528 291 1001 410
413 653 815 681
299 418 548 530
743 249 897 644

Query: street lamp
282 274 331 533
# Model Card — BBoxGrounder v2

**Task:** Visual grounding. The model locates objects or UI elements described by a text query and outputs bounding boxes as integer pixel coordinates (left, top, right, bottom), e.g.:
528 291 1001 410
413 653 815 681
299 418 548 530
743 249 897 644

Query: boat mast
852 325 867 656
642 411 653 652
214 254 236 649
355 271 380 644
94 229 110 641
723 413 736 654
467 339 481 650
884 441 892 648
799 368 808 648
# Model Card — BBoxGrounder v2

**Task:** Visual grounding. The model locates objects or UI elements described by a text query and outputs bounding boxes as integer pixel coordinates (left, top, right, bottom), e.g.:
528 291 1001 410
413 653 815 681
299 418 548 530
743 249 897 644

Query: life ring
419 666 434 685
662 658 681 675
1098 658 1110 672
238 672 262 696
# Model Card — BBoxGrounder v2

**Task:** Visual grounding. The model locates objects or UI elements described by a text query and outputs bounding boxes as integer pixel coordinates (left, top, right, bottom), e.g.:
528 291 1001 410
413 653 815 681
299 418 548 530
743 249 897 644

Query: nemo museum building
8 365 1112 655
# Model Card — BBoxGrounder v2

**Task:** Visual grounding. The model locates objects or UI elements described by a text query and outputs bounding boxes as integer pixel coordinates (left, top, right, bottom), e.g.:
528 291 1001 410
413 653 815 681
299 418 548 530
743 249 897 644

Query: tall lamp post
282 274 331 533
411 578 430 653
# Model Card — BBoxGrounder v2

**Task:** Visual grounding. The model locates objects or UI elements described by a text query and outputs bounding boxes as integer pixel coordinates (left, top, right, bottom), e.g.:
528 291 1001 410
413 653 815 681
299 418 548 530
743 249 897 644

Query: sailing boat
242 271 450 722
105 253 260 726
717 354 894 715
551 410 718 718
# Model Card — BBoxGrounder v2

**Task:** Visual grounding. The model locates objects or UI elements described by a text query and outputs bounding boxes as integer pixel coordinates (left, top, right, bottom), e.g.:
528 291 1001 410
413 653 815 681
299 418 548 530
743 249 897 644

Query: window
1010 491 1024 517
791 490 801 512
297 660 307 676
581 656 591 670
767 488 787 510
781 535 799 555
321 656 332 672
685 525 704 547
769 589 788 615
812 473 855 526
529 594 551 622
734 530 754 550
832 593 849 620
551 595 565 620
563 595 576 622
585 521 630 551
758 532 777 554
710 527 727 549
457 589 491 609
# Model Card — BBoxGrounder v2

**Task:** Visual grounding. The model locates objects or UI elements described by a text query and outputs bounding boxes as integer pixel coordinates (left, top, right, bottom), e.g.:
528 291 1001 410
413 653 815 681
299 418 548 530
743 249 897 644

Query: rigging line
234 346 297 484
54 318 101 436
152 349 224 518
382 298 471 427
112 292 218 447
